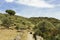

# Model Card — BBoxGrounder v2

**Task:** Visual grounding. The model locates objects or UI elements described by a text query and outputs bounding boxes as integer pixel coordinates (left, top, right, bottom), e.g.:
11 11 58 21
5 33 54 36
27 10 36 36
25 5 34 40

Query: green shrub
2 18 14 28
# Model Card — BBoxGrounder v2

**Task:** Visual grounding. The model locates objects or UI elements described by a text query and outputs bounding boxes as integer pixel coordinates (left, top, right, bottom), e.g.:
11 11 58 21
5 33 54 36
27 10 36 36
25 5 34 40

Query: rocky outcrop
36 36 43 40
14 31 43 40
27 32 34 40
27 32 43 40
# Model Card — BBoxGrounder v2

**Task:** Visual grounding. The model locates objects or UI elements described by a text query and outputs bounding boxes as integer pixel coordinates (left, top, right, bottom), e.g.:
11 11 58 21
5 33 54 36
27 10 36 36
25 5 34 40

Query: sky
0 0 60 19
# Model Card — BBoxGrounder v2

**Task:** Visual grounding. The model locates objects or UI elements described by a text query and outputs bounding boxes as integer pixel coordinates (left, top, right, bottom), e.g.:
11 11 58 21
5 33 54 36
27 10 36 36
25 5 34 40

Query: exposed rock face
36 36 43 40
27 32 34 40
14 31 43 40
27 32 43 40
14 35 21 40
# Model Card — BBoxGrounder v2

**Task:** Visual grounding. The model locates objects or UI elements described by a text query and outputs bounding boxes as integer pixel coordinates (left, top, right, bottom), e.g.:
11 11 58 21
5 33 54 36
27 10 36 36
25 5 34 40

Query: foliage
0 11 60 40
1 18 14 28
0 13 34 29
33 21 59 40
5 10 16 15
29 17 60 25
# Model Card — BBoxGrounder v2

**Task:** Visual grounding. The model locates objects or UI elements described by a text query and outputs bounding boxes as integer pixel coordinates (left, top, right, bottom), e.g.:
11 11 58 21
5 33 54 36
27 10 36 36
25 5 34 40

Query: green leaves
5 10 16 16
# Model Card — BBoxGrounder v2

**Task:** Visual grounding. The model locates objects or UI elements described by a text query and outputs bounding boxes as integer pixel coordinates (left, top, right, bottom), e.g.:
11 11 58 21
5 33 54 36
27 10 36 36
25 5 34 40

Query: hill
0 13 34 30
0 13 60 30
29 17 60 26
0 13 60 40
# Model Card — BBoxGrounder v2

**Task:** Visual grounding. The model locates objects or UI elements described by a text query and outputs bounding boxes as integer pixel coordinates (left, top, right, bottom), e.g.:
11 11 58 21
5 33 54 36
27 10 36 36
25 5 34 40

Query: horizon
0 0 60 19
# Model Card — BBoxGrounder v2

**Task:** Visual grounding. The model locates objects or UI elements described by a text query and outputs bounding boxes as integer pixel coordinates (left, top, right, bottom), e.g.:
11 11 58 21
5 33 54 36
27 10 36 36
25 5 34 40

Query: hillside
29 17 60 40
0 13 34 29
0 13 60 29
0 13 60 40
29 17 60 26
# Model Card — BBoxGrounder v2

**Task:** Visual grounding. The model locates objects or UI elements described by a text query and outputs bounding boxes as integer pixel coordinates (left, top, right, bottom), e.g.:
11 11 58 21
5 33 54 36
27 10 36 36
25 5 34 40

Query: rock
27 32 34 40
14 35 21 40
36 36 43 40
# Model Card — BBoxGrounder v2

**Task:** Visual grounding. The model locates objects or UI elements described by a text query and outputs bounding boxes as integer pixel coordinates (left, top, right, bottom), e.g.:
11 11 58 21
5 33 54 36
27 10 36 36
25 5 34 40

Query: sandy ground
0 29 43 40
0 29 29 40
0 29 19 40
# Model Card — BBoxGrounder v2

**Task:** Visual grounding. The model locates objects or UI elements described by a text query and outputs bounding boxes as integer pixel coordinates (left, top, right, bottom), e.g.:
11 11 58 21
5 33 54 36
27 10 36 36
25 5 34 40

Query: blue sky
0 0 60 19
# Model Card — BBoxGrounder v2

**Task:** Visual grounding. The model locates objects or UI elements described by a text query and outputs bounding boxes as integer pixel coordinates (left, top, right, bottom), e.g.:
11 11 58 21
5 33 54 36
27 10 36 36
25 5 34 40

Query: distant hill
29 17 60 26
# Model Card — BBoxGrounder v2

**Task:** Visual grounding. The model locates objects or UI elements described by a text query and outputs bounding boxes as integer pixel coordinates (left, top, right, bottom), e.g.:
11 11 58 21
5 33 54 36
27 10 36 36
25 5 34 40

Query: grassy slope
0 13 34 29
0 13 33 40
29 17 60 26
0 13 60 40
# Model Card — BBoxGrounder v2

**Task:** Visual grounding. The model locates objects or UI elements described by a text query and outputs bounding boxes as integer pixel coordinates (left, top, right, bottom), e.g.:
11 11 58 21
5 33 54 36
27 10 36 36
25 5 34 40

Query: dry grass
21 30 28 40
0 29 19 40
0 29 31 40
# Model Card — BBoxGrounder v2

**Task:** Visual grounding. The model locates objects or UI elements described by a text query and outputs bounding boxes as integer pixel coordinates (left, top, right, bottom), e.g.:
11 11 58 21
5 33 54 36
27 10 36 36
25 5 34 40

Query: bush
2 18 14 28
33 21 59 40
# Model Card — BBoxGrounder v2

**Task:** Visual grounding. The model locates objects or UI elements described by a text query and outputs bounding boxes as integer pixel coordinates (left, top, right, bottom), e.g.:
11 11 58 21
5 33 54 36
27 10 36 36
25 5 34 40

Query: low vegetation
0 10 60 40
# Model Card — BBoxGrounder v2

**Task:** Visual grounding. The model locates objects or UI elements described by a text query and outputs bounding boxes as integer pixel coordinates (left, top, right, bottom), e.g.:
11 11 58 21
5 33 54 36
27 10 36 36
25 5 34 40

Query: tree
5 10 16 15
